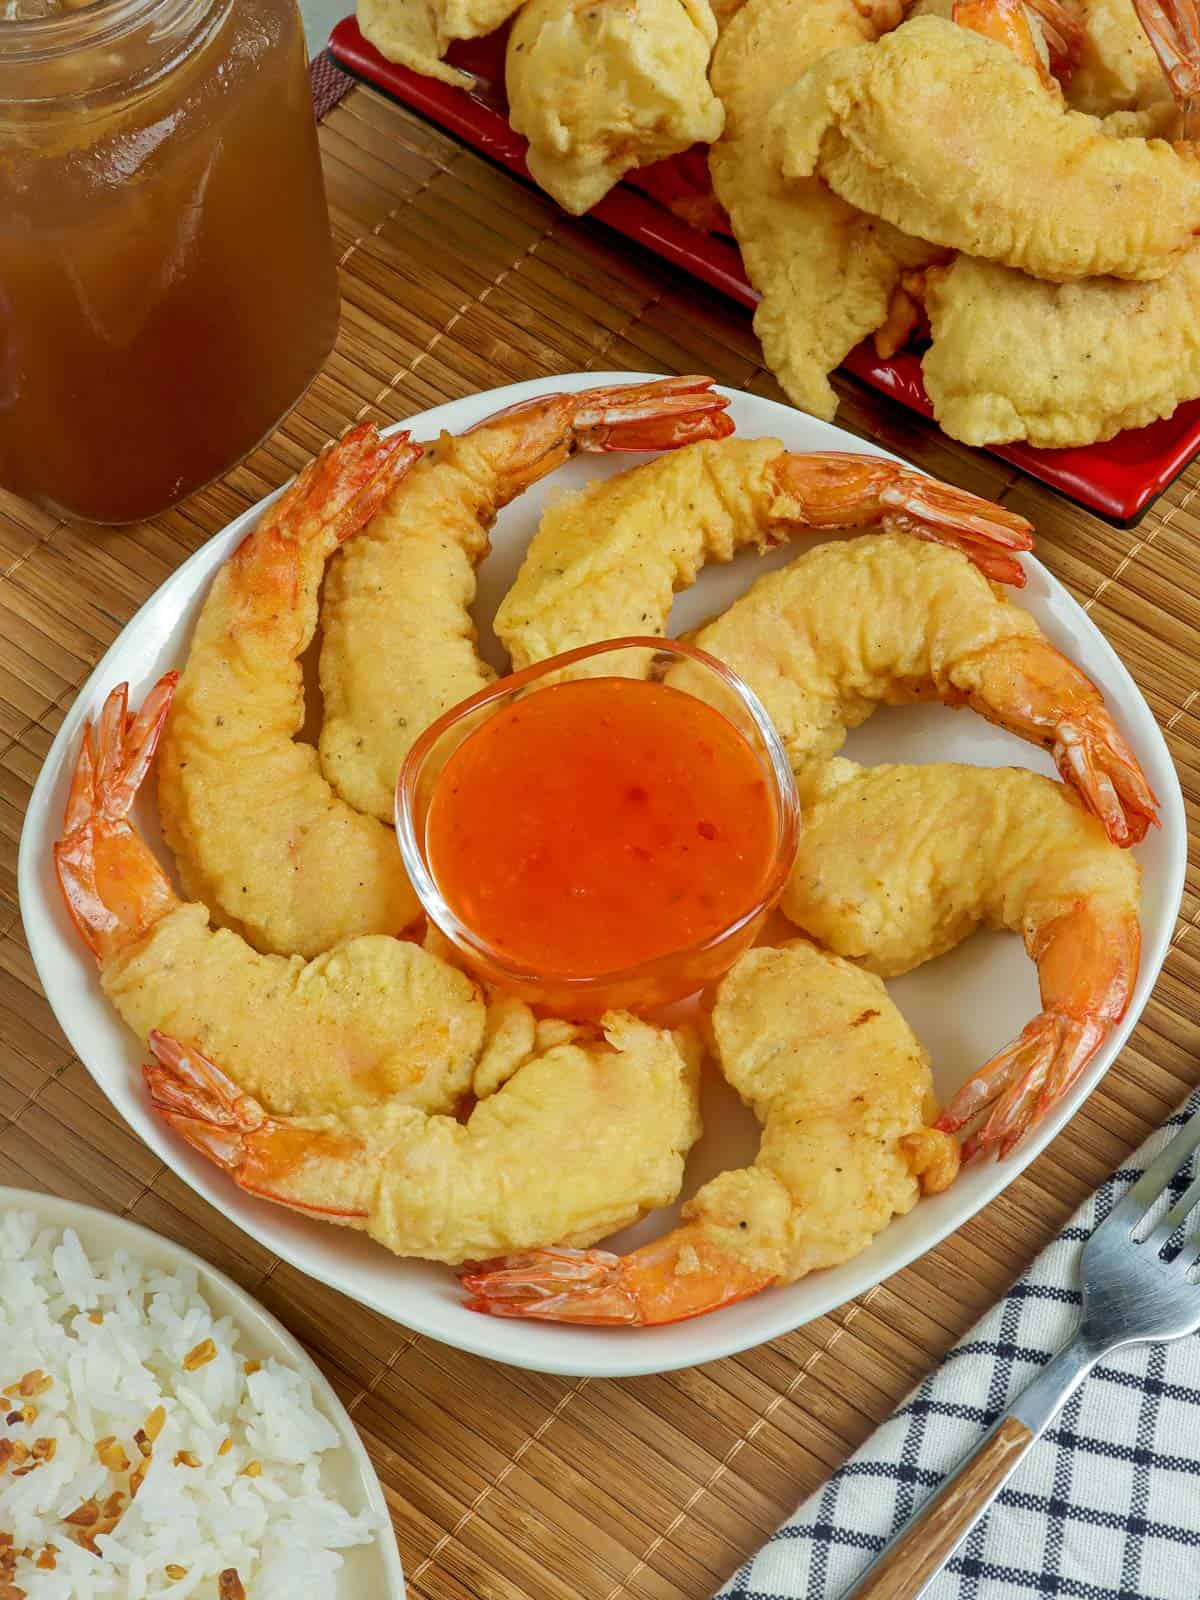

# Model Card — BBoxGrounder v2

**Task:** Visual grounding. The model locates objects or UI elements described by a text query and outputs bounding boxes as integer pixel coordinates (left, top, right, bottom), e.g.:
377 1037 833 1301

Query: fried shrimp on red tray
57 676 486 1119
317 376 733 823
142 1014 702 1263
907 0 1200 446
505 0 724 215
708 0 940 421
771 0 1200 280
680 532 1158 846
781 760 1143 1160
918 246 1200 447
494 435 1033 665
461 941 958 1326
157 424 425 960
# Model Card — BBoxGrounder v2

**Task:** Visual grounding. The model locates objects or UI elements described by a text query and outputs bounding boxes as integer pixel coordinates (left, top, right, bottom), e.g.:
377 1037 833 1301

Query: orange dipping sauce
425 677 779 980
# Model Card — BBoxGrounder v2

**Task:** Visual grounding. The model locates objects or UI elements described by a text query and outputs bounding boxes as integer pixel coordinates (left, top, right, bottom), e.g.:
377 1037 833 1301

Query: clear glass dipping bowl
396 636 801 1018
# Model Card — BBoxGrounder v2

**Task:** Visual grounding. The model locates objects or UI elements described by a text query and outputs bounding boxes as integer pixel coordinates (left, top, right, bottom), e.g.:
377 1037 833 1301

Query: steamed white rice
0 1211 380 1599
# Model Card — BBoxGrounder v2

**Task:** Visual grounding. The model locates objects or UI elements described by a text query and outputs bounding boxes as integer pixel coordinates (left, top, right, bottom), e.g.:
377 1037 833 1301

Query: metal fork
842 1107 1200 1599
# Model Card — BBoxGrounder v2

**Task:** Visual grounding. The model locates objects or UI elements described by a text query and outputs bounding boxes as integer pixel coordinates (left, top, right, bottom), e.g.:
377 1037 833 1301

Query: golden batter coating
708 0 935 420
158 426 422 960
772 16 1200 281
781 760 1142 1157
783 760 1139 975
506 0 724 215
1068 0 1174 115
144 1013 704 1264
919 249 1200 447
357 0 523 87
695 941 948 1283
680 532 1157 846
318 432 498 824
459 941 956 1324
104 908 485 1119
57 675 486 1122
497 437 784 667
495 435 1034 669
318 378 735 822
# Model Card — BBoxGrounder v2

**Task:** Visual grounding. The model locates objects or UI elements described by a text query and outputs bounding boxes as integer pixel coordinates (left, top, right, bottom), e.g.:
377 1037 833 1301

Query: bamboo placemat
3 82 1199 1600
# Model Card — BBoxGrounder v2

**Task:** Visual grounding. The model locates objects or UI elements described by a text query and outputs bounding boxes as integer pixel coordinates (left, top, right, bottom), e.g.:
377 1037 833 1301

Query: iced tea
0 0 339 522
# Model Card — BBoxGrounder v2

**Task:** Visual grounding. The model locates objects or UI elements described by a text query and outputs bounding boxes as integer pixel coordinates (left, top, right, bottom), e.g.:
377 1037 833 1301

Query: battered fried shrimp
506 0 724 215
143 1014 702 1264
158 425 424 960
780 760 1142 1159
318 376 734 822
58 678 485 1119
682 533 1157 845
908 0 1200 445
708 0 938 420
494 435 1033 666
357 0 520 88
919 250 1200 447
461 941 957 1325
771 14 1200 280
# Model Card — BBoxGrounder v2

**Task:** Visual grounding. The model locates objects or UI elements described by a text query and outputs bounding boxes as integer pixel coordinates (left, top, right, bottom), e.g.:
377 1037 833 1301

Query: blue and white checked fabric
719 1090 1200 1600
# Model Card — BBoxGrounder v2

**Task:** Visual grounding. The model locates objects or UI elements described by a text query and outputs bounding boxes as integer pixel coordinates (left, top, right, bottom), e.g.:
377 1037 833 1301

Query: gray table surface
302 0 345 56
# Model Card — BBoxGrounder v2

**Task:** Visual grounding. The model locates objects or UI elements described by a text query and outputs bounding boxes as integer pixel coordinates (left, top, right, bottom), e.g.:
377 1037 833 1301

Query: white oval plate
19 374 1186 1379
0 1185 405 1597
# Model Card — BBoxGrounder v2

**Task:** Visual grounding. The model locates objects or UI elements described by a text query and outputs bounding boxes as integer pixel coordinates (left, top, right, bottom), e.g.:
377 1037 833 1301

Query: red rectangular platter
330 14 1200 524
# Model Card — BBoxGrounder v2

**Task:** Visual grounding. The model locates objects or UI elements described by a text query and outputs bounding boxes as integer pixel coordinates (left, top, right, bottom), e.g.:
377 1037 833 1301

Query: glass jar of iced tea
0 0 340 523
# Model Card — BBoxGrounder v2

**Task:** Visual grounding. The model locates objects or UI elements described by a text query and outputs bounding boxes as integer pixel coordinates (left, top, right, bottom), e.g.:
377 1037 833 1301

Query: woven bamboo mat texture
3 82 1200 1600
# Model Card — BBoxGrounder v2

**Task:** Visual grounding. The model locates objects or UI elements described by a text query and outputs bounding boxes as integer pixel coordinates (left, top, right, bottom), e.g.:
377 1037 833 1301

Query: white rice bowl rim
0 1185 405 1599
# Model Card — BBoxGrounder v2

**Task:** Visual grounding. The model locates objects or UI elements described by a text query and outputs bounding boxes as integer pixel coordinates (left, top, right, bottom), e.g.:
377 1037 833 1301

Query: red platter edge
330 14 1200 525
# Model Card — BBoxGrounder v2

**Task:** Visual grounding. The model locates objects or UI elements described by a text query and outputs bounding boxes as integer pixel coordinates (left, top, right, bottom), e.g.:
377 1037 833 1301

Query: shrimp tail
228 425 421 627
937 901 1138 1160
1130 0 1200 137
1055 715 1159 847
54 675 180 964
144 1029 267 1149
461 377 734 506
954 0 1078 88
875 474 1034 587
144 1032 369 1220
771 452 1034 587
959 636 1159 846
463 1226 773 1325
571 376 735 452
942 1012 1105 1161
462 1247 644 1324
262 423 423 552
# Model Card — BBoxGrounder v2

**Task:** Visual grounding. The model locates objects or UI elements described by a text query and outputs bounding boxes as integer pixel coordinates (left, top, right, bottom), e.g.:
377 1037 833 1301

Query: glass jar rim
0 0 213 73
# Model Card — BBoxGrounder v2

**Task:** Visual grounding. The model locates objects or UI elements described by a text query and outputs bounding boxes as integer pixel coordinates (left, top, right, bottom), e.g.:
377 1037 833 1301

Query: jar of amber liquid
0 0 339 523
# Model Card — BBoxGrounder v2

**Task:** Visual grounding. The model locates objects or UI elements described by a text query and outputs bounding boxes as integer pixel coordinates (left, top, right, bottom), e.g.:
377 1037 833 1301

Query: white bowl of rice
0 1190 405 1600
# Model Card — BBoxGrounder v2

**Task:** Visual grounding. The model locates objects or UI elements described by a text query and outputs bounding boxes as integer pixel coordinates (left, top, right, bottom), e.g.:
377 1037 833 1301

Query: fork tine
1104 1109 1200 1235
1144 1168 1200 1256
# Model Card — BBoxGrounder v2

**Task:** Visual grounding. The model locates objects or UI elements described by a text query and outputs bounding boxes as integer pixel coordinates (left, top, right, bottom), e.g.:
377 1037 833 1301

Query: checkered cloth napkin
719 1090 1200 1600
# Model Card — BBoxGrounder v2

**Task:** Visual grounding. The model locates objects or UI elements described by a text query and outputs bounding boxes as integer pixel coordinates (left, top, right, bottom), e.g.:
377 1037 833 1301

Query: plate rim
17 371 1188 1378
0 1183 407 1597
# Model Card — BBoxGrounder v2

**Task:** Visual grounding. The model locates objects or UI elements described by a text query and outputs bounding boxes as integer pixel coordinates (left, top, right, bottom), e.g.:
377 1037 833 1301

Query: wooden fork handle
845 1418 1034 1599
837 1335 1098 1599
